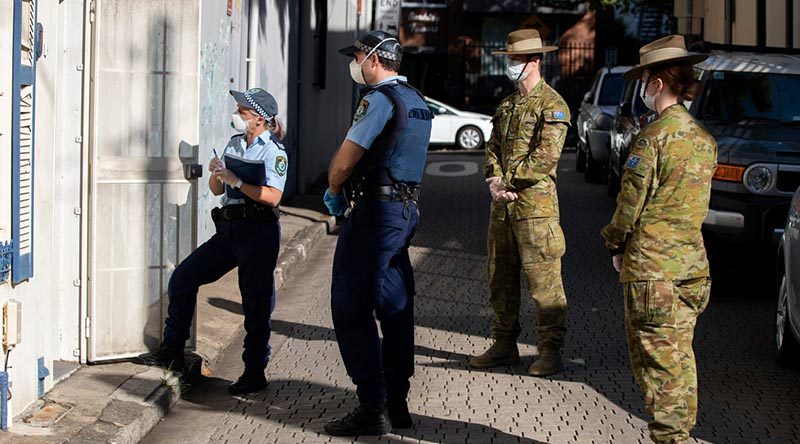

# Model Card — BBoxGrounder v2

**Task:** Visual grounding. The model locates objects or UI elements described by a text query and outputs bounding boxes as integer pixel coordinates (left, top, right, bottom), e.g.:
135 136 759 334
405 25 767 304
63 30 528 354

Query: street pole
352 0 363 115
247 0 259 89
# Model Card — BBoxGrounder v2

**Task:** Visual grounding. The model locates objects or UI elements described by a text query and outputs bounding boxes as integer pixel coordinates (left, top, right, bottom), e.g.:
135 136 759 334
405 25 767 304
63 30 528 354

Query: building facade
0 0 366 422
675 0 800 49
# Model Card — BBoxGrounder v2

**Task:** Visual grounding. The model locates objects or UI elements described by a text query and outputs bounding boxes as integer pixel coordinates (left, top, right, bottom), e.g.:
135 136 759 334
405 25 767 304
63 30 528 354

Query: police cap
338 30 402 63
229 87 278 119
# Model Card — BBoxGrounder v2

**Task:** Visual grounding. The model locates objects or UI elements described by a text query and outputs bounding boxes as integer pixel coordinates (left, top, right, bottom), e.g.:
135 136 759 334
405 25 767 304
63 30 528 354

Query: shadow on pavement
187 377 544 443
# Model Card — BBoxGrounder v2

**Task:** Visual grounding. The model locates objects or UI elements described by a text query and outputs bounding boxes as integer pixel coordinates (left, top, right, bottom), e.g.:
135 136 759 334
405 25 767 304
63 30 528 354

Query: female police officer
138 88 288 396
601 35 716 444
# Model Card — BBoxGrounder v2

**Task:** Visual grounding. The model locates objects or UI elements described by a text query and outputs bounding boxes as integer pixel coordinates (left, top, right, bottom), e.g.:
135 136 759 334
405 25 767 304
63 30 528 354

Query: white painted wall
198 0 245 242
255 0 297 196
0 0 84 415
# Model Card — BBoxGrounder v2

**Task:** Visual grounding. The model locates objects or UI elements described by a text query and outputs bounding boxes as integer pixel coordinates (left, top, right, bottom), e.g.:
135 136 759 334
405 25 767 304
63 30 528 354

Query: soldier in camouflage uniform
469 29 571 377
601 35 716 444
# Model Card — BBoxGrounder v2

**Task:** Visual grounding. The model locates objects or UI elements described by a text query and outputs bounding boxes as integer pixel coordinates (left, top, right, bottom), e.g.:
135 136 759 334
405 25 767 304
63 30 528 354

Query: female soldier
601 35 716 444
139 88 288 396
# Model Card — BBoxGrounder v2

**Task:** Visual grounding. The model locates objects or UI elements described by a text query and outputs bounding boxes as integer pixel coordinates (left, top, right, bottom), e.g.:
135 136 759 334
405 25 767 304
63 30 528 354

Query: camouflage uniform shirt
485 79 571 221
601 103 717 283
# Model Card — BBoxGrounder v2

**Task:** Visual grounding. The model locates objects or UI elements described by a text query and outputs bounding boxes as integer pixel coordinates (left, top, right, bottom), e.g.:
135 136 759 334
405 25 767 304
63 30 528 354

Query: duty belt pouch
210 207 222 232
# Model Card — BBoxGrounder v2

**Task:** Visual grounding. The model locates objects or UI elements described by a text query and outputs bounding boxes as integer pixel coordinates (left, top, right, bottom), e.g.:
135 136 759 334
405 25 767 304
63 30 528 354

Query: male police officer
322 31 432 436
138 88 288 396
469 29 571 376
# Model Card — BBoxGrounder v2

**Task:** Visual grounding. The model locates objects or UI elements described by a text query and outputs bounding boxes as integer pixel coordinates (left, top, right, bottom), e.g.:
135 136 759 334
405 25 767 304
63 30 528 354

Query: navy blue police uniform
331 74 433 410
139 88 287 395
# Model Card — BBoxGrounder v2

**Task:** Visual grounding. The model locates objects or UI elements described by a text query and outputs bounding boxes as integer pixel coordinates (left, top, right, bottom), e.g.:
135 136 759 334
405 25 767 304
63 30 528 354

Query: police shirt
216 132 288 206
345 75 407 150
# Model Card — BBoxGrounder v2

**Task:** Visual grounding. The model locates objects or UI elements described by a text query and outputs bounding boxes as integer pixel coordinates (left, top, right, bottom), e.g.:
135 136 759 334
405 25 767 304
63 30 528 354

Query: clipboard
223 154 266 199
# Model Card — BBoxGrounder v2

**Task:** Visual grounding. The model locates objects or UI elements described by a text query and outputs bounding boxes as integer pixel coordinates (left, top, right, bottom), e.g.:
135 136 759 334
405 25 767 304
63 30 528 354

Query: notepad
223 154 266 199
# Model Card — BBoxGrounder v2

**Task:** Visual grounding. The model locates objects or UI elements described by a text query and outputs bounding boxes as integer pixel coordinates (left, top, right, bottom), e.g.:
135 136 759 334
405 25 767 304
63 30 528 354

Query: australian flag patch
552 110 566 119
625 155 641 169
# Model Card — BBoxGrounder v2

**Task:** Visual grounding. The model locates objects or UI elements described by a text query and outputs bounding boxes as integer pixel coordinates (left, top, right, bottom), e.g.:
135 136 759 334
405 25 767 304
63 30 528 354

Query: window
598 73 625 107
9 0 38 283
699 71 800 124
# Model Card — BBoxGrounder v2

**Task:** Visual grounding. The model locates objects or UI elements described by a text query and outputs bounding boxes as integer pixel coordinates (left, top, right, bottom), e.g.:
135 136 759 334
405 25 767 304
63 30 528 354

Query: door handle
183 164 203 180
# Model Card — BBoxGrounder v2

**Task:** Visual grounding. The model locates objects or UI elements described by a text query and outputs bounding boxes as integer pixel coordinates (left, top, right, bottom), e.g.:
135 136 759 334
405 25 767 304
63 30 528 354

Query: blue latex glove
323 188 347 216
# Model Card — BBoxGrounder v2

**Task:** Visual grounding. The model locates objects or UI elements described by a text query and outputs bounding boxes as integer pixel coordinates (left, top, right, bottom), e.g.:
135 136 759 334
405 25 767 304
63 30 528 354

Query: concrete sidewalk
1 197 334 444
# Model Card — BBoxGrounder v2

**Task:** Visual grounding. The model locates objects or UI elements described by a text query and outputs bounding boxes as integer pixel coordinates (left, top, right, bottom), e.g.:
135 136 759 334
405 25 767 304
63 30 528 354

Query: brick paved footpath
144 153 800 444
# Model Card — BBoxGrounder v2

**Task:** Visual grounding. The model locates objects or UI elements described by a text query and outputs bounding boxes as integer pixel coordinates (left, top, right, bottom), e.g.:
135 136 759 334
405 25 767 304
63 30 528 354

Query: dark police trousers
332 199 419 406
163 219 280 371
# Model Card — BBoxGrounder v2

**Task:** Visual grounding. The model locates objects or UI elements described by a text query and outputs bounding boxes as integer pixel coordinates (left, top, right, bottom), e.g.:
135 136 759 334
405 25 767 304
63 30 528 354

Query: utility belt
346 182 420 219
211 202 280 224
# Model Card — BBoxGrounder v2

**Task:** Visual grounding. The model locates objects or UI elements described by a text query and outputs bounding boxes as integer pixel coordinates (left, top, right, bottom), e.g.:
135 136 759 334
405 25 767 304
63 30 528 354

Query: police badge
275 156 288 176
353 99 369 123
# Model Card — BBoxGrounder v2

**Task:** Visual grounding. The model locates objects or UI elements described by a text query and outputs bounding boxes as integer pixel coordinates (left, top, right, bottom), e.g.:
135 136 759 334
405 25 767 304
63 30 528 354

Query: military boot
468 340 520 368
528 348 562 376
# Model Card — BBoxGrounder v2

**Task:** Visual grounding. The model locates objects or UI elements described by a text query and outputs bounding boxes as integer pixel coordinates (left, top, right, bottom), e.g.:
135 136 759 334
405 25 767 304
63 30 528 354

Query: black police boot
136 345 185 371
324 403 391 436
228 369 267 395
387 399 412 429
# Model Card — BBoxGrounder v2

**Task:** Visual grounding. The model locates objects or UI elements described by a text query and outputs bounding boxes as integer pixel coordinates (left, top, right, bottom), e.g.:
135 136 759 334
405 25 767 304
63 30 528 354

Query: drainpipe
246 0 259 89
0 372 9 431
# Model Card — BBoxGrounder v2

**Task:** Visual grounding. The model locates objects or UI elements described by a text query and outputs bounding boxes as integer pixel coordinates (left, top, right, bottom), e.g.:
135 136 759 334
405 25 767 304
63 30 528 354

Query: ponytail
268 117 285 140
650 63 703 102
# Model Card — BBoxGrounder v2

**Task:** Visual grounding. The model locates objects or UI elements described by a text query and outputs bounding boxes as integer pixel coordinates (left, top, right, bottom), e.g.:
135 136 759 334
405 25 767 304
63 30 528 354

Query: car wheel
776 267 800 367
607 155 620 197
584 142 605 183
456 126 483 150
575 140 586 172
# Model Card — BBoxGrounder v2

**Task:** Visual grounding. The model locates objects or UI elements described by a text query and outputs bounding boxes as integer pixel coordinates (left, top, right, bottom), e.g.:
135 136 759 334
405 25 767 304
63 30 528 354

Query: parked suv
576 66 630 182
693 53 800 252
607 77 656 196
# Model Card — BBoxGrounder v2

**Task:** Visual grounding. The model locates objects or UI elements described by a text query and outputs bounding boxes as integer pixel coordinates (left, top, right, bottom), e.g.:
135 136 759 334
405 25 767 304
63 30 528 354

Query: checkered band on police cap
244 90 271 119
355 39 400 61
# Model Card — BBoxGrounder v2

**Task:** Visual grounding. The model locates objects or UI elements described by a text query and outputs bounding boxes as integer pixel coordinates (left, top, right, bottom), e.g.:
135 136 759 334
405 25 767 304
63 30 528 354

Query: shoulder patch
552 110 566 120
353 99 369 123
625 155 641 170
275 156 288 176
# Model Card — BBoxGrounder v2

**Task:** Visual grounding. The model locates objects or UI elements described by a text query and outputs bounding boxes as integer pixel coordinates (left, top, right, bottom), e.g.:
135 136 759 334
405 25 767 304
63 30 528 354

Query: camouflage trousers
487 216 567 350
624 277 711 444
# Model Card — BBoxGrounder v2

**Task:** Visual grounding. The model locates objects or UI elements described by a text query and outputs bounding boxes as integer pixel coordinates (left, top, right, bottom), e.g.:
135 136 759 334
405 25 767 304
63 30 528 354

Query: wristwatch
234 178 243 189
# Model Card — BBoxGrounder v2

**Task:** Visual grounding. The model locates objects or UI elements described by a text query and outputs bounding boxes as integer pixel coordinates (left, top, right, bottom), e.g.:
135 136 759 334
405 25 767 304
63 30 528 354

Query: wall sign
375 0 402 36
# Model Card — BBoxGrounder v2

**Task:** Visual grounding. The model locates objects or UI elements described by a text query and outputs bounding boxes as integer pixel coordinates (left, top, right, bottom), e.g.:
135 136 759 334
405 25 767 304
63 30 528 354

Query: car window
588 71 602 101
598 73 625 106
632 81 647 116
699 72 800 123
620 79 647 117
426 101 448 115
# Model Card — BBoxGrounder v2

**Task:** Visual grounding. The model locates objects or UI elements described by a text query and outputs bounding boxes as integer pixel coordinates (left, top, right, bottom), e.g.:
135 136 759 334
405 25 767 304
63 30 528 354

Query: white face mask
231 112 251 132
349 37 399 85
506 60 529 82
349 58 367 85
640 80 658 111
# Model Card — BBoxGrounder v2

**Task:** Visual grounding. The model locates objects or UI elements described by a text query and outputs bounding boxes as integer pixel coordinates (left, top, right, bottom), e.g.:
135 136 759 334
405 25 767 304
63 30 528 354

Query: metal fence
460 41 598 114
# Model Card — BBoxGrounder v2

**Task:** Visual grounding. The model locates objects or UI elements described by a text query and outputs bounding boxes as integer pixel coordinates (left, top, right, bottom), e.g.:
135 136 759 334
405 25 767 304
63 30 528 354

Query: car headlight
743 165 775 194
